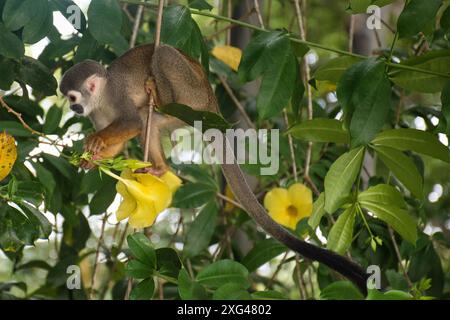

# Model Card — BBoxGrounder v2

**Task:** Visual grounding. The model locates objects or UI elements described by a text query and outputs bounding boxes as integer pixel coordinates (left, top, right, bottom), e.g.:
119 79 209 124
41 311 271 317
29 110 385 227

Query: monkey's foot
134 166 166 177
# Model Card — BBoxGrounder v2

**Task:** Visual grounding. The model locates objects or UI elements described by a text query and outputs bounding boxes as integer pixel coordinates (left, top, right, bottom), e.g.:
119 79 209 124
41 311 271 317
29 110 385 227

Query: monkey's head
60 60 107 117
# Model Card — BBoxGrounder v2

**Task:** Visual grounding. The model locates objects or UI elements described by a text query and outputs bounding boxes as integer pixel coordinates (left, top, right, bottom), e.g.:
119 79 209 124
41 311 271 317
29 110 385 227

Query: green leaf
366 289 412 300
358 184 407 209
288 119 350 144
251 290 288 300
441 5 450 29
397 0 443 38
371 129 450 163
0 57 17 90
314 56 362 83
441 80 450 135
74 30 101 63
161 5 194 49
42 154 74 180
32 162 56 201
127 233 156 269
15 260 52 272
18 57 57 96
157 103 231 133
320 281 364 300
196 260 249 289
390 50 450 93
14 181 44 206
130 278 155 300
371 145 423 197
308 193 327 229
326 206 356 254
239 31 285 82
213 283 252 300
20 203 52 238
87 0 128 55
89 176 116 215
173 183 216 209
338 59 392 147
188 0 213 11
2 0 35 31
155 248 182 281
125 260 153 279
43 105 62 134
359 202 417 244
0 23 24 59
22 0 53 44
178 269 209 300
257 42 297 119
184 202 219 258
0 121 33 137
242 239 287 272
238 31 297 119
324 146 365 213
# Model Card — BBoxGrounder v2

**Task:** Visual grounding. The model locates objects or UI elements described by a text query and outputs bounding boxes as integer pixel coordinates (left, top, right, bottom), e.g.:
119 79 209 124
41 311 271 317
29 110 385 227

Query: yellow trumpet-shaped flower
263 183 313 230
114 169 182 228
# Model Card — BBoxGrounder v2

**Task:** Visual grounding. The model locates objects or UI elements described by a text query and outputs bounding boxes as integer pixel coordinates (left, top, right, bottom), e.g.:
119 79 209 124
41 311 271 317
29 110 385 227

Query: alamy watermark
171 121 280 176
66 265 81 290
366 5 382 30
67 5 82 30
367 265 381 290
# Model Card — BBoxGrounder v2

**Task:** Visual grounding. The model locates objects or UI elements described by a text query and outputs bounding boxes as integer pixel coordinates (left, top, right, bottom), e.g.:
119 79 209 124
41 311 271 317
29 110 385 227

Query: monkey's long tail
220 141 369 295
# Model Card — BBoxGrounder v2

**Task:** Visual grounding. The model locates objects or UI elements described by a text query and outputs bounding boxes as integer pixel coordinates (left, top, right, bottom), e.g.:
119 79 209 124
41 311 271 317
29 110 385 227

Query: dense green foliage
0 0 449 300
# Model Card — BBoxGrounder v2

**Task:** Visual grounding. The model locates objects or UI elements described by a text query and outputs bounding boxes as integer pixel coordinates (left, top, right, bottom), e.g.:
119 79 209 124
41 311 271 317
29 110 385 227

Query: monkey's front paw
80 159 95 170
84 134 106 155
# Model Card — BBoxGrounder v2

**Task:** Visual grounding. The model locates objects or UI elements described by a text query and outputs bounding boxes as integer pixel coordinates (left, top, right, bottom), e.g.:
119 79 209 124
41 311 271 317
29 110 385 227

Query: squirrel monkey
60 44 368 293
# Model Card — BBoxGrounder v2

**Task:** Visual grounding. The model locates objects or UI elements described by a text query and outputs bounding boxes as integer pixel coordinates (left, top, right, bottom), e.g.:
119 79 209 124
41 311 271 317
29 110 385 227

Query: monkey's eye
69 95 76 103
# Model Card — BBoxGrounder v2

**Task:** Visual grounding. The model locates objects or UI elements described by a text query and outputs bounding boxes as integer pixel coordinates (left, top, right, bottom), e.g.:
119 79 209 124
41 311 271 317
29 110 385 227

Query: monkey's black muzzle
70 104 84 114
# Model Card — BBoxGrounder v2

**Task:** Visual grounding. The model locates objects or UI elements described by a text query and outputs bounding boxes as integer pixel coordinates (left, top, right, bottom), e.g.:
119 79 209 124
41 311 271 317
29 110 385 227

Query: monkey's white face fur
65 75 106 117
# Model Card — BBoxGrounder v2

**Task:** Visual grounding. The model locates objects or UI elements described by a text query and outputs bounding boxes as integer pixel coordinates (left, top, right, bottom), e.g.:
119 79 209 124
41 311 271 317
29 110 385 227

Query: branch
218 76 255 129
90 212 109 299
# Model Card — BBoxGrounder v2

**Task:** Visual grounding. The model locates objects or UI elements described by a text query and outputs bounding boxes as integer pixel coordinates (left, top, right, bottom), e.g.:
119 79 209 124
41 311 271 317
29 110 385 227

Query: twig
284 110 298 182
218 76 254 129
295 256 307 299
0 96 46 138
267 251 289 288
120 1 450 79
90 212 109 299
266 0 272 27
293 0 314 182
142 0 163 161
348 15 355 53
253 0 265 29
0 96 66 148
226 0 232 45
388 226 413 288
217 192 247 212
129 4 144 48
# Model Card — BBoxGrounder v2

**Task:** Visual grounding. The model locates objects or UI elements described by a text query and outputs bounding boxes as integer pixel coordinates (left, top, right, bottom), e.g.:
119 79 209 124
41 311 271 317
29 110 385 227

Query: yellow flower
224 184 236 213
211 45 242 71
0 132 17 182
115 170 182 228
263 183 313 230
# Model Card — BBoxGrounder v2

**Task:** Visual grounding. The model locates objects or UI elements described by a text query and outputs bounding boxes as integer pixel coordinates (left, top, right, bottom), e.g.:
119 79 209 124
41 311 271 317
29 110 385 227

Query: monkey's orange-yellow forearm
95 120 142 147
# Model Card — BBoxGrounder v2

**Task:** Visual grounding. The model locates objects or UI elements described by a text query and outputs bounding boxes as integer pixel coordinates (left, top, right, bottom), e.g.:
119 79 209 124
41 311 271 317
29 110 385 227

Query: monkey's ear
85 74 103 94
